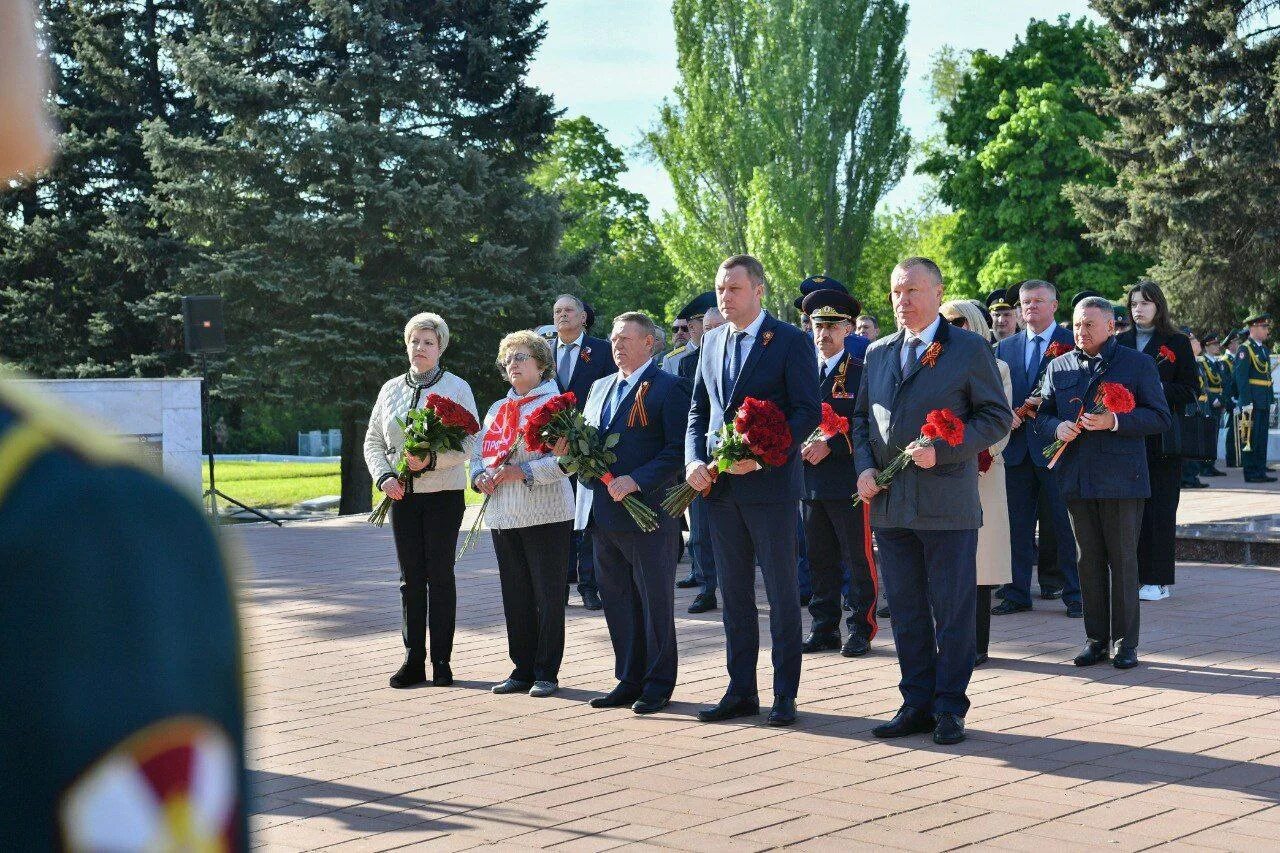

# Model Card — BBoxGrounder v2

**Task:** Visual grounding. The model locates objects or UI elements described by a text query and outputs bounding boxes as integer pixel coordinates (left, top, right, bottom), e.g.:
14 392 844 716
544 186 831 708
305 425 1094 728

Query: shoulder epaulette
0 377 137 476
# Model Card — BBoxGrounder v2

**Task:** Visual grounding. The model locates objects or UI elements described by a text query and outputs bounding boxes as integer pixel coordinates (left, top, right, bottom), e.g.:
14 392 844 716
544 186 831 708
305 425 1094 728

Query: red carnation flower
1046 341 1072 359
925 408 965 447
978 449 993 474
818 402 849 439
1157 345 1177 364
1098 381 1136 415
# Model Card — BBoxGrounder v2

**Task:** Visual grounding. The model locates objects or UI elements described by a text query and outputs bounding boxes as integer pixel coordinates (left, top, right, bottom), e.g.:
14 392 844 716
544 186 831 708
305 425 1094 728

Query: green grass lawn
203 460 483 509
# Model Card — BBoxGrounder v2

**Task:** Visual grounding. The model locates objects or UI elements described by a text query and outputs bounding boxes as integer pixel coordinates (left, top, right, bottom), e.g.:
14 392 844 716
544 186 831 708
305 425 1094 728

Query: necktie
557 343 576 387
1026 335 1043 387
819 361 828 383
904 336 920 371
722 331 747 395
601 378 627 427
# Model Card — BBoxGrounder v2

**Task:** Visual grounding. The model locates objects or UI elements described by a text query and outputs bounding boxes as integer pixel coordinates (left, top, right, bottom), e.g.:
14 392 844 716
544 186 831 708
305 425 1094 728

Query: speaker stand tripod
199 354 281 526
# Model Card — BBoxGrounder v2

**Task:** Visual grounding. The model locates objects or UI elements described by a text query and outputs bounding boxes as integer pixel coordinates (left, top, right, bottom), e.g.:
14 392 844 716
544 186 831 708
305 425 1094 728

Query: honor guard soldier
0 379 247 849
1233 312 1276 482
798 289 879 657
1223 329 1244 468
1198 331 1229 476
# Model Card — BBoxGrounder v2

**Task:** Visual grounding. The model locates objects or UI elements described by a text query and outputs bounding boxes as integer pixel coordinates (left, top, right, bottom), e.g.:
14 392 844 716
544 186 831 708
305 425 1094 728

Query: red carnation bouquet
1043 381 1137 468
807 402 852 452
852 408 966 507
1156 345 1177 366
369 393 481 526
662 397 792 516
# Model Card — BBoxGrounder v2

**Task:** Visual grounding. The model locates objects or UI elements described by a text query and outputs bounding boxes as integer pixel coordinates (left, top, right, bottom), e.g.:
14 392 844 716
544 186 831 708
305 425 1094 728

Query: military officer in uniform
1198 331 1229 477
1234 312 1276 483
798 289 879 658
1223 329 1244 468
663 292 717 383
987 289 1018 342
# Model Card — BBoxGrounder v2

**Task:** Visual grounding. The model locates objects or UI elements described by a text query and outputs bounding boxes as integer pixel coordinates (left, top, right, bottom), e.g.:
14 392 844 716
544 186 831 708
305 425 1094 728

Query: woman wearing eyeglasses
470 330 574 698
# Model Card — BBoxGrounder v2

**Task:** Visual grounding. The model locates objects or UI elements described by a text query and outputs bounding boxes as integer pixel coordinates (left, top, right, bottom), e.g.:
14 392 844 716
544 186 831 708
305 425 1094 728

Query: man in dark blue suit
799 289 879 658
553 294 618 611
853 257 1012 746
1035 297 1171 670
685 254 821 726
575 312 691 713
993 280 1082 617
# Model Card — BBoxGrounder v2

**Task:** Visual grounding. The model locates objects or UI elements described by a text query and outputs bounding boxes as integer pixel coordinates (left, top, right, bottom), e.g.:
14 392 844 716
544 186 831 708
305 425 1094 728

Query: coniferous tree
0 0 211 377
1067 0 1280 328
148 0 566 513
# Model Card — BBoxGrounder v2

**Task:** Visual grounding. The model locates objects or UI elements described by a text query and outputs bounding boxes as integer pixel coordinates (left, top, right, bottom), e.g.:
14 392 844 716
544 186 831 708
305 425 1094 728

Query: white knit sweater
363 371 478 494
469 380 574 530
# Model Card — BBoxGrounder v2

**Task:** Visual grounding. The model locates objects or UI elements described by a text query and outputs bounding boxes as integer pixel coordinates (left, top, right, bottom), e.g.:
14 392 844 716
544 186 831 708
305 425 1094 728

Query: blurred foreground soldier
855 314 880 342
1 4 246 847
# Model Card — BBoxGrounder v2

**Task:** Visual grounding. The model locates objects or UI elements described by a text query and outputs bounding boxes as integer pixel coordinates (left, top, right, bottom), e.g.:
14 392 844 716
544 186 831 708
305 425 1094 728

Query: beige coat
976 359 1013 586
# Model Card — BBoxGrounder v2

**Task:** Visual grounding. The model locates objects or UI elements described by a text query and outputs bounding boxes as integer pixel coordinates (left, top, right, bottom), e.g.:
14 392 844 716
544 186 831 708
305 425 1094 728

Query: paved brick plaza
237 476 1280 851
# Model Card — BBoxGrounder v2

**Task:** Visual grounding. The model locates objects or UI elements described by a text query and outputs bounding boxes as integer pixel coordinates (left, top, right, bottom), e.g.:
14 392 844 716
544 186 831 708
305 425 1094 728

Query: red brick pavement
233 515 1280 851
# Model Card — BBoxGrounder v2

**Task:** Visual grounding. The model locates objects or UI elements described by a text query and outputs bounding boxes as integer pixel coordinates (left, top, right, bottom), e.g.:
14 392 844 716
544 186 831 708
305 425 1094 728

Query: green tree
147 0 565 513
1067 0 1280 329
647 0 909 315
919 16 1148 301
851 208 965 322
0 0 210 377
529 116 680 325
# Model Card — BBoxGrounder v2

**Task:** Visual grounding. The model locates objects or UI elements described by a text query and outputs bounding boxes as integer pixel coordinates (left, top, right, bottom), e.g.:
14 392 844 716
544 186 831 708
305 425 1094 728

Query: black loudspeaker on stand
182 296 281 526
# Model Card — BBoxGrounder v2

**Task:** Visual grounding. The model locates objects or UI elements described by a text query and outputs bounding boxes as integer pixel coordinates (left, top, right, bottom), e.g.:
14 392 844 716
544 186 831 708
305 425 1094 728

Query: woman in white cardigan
365 312 478 689
471 329 575 698
942 300 1012 667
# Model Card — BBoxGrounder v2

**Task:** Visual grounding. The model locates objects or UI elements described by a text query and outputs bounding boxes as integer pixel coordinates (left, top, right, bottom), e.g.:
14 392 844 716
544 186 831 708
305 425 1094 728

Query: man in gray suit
852 257 1012 746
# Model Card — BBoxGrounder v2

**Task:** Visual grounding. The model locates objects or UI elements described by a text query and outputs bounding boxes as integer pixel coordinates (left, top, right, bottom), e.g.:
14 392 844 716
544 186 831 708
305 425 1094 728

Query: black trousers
492 520 572 682
1067 498 1143 653
802 498 878 641
1243 402 1272 479
390 490 466 664
1138 454 1182 586
976 585 993 657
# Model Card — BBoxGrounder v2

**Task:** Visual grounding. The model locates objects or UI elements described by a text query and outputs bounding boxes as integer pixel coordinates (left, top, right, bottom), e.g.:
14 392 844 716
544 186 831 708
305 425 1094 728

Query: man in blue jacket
1035 297 1171 670
578 312 691 714
993 280 1082 617
685 254 821 726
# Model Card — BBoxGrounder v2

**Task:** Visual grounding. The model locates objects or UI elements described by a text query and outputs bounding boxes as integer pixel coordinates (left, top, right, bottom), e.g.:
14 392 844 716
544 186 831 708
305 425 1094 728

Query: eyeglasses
500 352 534 367
672 324 689 332
946 315 966 327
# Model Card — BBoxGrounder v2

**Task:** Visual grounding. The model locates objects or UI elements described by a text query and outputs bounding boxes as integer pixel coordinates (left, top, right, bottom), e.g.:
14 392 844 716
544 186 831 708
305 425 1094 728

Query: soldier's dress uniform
1198 335 1229 476
798 289 878 658
0 379 247 850
1223 332 1243 468
1233 313 1276 482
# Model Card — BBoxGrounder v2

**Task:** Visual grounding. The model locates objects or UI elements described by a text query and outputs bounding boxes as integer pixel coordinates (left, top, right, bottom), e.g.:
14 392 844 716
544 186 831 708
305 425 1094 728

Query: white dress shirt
901 315 942 371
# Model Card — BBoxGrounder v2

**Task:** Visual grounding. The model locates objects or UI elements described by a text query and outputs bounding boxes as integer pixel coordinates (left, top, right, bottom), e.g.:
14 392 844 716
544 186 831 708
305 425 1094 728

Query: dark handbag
1160 404 1218 460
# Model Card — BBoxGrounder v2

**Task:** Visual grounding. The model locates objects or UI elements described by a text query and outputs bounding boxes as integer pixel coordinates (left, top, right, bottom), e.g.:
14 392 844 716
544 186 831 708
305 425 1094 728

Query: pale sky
528 0 1094 215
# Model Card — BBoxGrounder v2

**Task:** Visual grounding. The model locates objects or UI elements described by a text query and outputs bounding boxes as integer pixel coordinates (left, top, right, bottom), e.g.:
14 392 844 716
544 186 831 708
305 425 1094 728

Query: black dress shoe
767 697 797 726
872 705 934 738
1065 601 1083 618
841 636 870 657
676 575 700 589
697 694 760 722
1113 648 1139 669
1183 480 1209 489
590 686 641 708
802 633 841 653
688 592 717 613
390 656 426 688
991 599 1031 615
876 605 891 619
1246 475 1278 483
582 589 603 610
632 695 670 715
1203 467 1226 477
933 713 965 745
1073 641 1110 666
1039 586 1063 600
432 663 453 686
800 594 812 607
974 652 989 667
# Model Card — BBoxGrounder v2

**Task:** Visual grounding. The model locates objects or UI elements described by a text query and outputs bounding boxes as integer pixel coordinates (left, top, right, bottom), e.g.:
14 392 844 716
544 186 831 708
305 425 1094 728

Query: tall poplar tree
148 0 565 513
0 0 210 377
1067 0 1280 328
647 0 909 314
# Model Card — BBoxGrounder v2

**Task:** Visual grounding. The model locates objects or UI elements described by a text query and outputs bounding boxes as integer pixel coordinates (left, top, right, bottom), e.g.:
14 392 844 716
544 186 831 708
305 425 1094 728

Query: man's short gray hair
1075 296 1113 316
894 256 943 287
554 293 585 312
613 310 658 340
1019 279 1058 298
403 312 450 351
